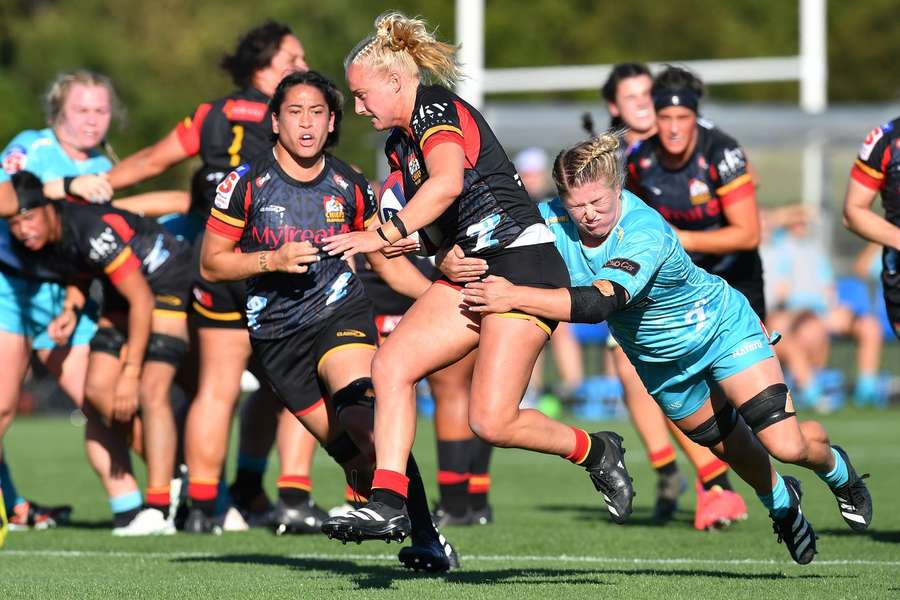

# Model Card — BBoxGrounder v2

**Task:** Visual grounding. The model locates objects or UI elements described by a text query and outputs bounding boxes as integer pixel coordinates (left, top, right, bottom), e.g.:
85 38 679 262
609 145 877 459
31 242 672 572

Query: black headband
652 87 700 113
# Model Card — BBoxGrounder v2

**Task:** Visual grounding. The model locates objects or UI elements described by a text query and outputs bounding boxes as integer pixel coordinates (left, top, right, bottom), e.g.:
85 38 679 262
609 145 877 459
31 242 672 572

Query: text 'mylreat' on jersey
384 84 543 256
43 202 189 291
625 121 761 285
206 151 377 340
850 117 900 226
175 87 273 215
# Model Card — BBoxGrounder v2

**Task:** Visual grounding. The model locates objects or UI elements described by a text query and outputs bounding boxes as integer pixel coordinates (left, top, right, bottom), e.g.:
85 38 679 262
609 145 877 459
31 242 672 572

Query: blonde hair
552 130 627 197
43 70 124 161
345 11 461 87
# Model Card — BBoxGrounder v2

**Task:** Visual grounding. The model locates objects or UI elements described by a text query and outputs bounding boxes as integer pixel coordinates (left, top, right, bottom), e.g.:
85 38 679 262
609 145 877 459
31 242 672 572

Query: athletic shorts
189 233 246 329
634 285 775 421
102 259 192 320
882 247 900 340
250 297 378 416
0 270 97 349
437 242 570 335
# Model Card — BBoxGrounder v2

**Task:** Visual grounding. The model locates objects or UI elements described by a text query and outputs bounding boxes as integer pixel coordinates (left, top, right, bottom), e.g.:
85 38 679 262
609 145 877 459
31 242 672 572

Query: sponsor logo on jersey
256 172 271 188
156 294 183 308
689 178 711 205
142 234 170 274
88 227 119 261
192 286 213 308
222 99 268 123
245 295 268 331
603 257 641 275
325 272 352 306
2 145 27 174
639 157 652 170
716 147 746 180
250 223 351 248
859 126 884 161
332 173 349 190
215 164 249 209
324 195 345 223
731 339 764 358
407 154 423 186
260 205 285 214
336 329 366 338
697 155 708 170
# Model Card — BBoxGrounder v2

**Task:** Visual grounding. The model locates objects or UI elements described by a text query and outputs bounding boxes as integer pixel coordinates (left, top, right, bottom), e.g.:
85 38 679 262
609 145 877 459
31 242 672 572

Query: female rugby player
464 132 873 565
201 69 457 572
322 12 633 540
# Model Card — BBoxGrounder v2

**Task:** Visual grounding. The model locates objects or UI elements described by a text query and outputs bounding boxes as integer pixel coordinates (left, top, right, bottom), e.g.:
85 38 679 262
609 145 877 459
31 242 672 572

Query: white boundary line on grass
4 549 900 567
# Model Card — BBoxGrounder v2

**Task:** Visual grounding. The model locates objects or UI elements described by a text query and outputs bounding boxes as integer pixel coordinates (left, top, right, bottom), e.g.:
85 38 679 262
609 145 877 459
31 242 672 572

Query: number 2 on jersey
467 214 500 252
228 125 244 167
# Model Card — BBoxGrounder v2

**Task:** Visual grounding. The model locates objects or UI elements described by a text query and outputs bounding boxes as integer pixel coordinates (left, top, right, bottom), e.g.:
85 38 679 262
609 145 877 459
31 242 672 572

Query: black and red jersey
850 116 900 226
206 151 377 340
625 122 762 285
384 84 544 256
41 202 190 291
175 87 273 216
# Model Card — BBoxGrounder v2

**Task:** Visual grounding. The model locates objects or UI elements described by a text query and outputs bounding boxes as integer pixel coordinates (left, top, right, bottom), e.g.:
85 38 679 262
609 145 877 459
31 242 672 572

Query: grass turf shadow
535 503 695 527
174 553 841 589
818 528 900 544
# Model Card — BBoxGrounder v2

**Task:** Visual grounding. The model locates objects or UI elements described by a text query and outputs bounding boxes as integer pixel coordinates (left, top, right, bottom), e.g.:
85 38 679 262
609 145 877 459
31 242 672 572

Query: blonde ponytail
346 12 461 87
552 130 627 196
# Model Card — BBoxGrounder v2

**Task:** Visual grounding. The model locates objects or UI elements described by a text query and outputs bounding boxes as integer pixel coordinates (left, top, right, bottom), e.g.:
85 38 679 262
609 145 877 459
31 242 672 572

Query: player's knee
145 333 188 367
371 349 414 387
684 404 739 448
737 383 795 435
768 437 808 464
332 378 375 420
856 315 883 341
468 411 513 447
89 327 125 357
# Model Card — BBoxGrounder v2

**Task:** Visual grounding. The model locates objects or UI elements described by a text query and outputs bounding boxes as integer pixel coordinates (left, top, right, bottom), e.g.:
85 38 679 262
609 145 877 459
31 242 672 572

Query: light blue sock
237 454 268 474
758 473 791 518
109 490 143 515
0 457 25 512
817 447 849 489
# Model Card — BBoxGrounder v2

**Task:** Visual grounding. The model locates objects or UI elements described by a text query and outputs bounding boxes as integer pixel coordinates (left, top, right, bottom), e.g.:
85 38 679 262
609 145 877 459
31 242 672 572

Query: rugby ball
378 170 444 257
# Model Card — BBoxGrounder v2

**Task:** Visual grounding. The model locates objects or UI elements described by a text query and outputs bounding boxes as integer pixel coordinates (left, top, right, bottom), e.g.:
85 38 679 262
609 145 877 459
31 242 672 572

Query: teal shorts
633 289 775 421
0 271 97 350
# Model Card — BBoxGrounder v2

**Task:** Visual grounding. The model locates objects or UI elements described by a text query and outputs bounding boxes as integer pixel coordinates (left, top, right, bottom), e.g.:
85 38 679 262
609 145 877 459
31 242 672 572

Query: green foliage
0 1 895 182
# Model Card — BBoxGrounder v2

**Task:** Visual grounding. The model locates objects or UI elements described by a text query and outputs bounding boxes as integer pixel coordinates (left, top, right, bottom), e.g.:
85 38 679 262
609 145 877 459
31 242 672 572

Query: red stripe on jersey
353 184 365 231
850 162 884 190
388 150 402 171
206 218 244 241
453 100 481 167
422 130 464 159
175 103 213 156
719 180 755 207
222 99 268 123
101 213 135 242
243 180 253 216
107 252 140 285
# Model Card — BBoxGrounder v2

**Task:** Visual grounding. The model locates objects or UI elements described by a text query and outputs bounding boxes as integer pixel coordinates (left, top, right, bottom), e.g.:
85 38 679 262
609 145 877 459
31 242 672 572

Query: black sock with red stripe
277 475 312 508
649 446 679 477
564 427 605 467
467 436 493 511
698 459 733 491
436 439 470 517
370 469 408 510
145 486 170 519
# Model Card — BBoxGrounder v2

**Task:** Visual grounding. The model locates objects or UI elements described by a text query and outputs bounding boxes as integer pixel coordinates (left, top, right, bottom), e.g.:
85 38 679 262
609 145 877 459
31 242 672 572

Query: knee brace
323 431 362 464
144 333 188 367
685 403 739 447
738 383 795 434
89 327 125 357
332 378 375 419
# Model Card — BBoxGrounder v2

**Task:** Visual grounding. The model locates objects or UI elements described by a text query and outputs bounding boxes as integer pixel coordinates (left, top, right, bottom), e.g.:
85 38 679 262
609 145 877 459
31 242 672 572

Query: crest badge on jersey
858 126 884 161
2 145 27 175
689 178 711 205
407 154 423 186
215 164 249 209
324 195 345 223
332 173 349 190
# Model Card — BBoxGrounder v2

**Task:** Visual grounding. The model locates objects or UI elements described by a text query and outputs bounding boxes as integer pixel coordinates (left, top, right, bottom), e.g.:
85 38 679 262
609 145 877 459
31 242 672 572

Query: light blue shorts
0 271 97 349
634 290 775 421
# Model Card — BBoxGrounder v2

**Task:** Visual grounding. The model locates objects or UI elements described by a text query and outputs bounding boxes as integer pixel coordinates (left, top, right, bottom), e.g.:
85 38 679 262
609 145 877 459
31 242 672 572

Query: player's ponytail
552 130 627 197
345 12 461 87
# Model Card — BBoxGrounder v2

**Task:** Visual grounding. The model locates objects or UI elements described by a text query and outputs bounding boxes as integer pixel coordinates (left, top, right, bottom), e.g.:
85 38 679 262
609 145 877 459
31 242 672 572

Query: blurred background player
106 22 328 534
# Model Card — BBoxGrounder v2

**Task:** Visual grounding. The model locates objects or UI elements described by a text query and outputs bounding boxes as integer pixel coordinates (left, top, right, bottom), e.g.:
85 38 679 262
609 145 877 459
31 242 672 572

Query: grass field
1 408 898 599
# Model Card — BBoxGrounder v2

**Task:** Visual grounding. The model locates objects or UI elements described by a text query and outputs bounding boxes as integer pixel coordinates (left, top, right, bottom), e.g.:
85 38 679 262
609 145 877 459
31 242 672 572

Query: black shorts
727 276 767 322
882 247 900 340
189 232 246 329
250 297 378 416
102 260 192 319
438 242 570 334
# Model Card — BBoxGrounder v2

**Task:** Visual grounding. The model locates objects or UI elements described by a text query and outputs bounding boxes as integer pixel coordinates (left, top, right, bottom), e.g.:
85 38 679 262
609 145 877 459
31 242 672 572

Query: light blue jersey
0 128 109 348
541 190 773 419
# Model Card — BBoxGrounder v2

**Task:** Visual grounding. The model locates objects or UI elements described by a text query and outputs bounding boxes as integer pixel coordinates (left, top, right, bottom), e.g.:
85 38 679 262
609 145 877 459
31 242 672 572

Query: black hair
220 21 294 89
11 171 48 214
601 63 652 128
268 70 344 149
652 65 705 100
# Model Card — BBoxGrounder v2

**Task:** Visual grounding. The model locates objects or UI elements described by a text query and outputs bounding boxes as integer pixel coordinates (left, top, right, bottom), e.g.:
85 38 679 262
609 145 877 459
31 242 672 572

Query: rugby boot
770 476 816 565
183 508 222 535
321 501 411 544
583 432 634 523
829 445 872 532
653 471 686 523
272 498 328 535
398 530 460 572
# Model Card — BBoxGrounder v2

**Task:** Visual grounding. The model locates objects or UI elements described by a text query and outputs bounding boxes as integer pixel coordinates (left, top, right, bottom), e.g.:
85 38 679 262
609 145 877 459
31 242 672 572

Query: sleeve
175 102 214 157
409 88 465 159
82 217 140 284
1 131 40 183
206 164 251 241
709 138 754 206
593 220 668 303
849 123 893 191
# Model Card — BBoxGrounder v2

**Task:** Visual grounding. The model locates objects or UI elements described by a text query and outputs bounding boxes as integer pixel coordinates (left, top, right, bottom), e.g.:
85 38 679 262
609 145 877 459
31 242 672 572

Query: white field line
3 549 899 567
